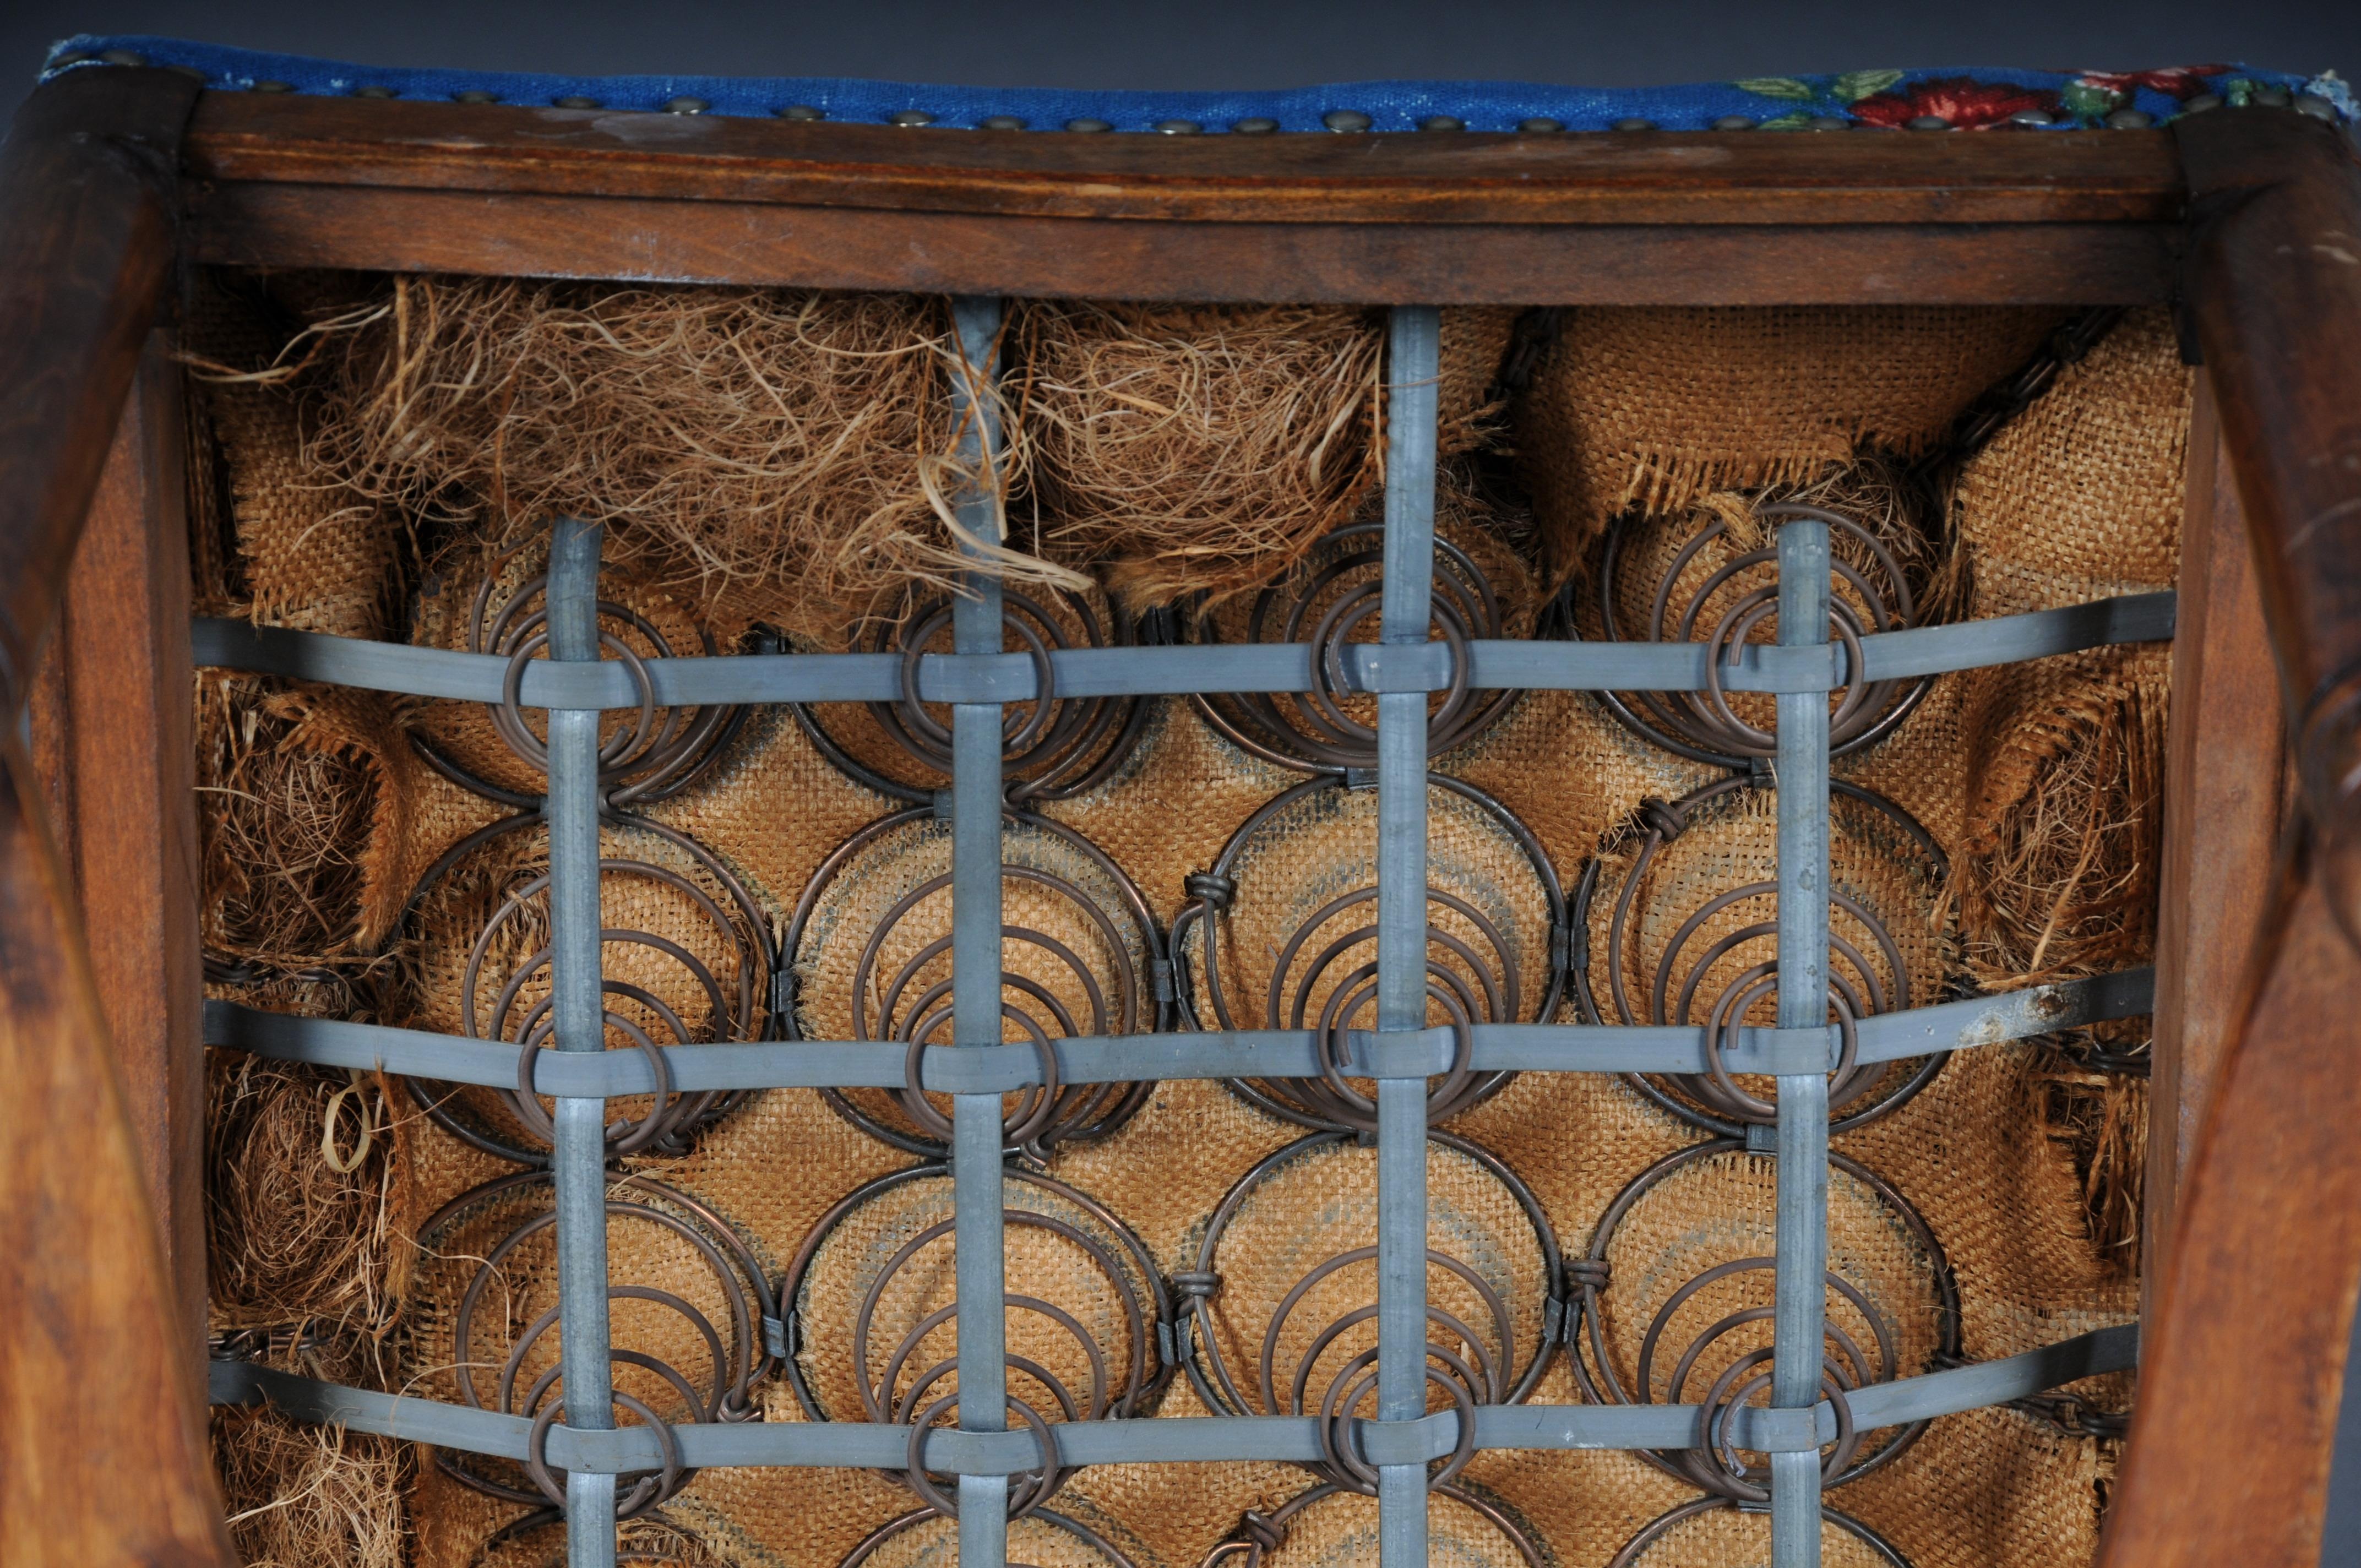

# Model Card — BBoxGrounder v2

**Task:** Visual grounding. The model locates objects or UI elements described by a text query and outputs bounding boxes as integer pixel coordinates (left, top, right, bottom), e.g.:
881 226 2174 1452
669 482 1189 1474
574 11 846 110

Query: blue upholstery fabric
39 36 2353 131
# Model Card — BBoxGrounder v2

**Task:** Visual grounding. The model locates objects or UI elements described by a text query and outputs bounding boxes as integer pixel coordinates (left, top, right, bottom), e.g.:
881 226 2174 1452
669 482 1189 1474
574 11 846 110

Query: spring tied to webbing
775 1164 1173 1520
1603 1495 1916 1568
1197 1480 1547 1568
1566 1140 1962 1503
792 587 1153 805
1180 1130 1564 1493
1592 503 1930 767
465 1506 716 1568
465 559 744 807
396 556 776 1166
425 1169 778 1520
1172 773 1566 1134
784 805 1168 1159
1190 522 1522 774
840 1505 1143 1568
1571 776 1946 1135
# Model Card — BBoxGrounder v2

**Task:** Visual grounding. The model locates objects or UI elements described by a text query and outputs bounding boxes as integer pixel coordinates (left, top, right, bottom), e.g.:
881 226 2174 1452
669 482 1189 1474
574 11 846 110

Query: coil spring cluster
793 587 1155 805
1173 772 1568 1134
1568 493 1987 1562
381 559 785 1530
1180 1131 1564 1502
780 1166 1172 1531
1593 502 1934 767
1570 775 1949 1136
1190 522 1523 774
400 559 773 1165
1198 1479 1547 1568
423 1169 779 1523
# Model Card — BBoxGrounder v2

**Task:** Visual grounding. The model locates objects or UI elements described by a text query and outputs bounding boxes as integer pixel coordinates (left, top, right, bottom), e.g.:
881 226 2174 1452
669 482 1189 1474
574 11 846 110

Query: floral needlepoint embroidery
2075 65 2231 101
1849 77 2060 129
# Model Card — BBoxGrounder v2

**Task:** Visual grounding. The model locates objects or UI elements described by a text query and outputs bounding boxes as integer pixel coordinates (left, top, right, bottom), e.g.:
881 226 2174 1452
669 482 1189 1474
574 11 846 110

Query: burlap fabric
1946 308 2186 989
183 270 406 640
195 290 2181 1568
1514 306 2063 585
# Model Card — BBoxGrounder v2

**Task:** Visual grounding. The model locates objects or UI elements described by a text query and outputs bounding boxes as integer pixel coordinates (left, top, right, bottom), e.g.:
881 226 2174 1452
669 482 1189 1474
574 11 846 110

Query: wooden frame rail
0 58 2354 1568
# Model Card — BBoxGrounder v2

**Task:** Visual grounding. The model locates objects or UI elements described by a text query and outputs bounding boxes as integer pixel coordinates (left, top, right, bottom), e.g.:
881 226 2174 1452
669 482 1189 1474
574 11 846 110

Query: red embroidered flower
2077 66 2230 101
1851 77 2059 129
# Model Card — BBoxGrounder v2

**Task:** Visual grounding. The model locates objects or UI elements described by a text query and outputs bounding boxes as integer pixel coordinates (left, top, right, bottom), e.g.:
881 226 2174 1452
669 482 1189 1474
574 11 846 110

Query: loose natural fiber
1514 305 2063 585
197 671 417 966
213 1407 410 1568
1015 301 1515 609
211 1330 409 1568
1943 307 2189 990
183 270 409 640
206 1048 400 1333
1956 682 2164 989
2034 1045 2149 1273
309 275 1082 645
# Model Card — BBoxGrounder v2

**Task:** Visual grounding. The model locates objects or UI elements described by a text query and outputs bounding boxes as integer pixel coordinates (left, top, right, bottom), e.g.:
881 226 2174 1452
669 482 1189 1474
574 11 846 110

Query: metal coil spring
1173 773 1566 1134
1604 1495 1914 1568
396 562 776 1165
421 1168 779 1521
467 1507 716 1567
1190 522 1524 774
1198 1479 1548 1568
1568 1140 1961 1504
842 1505 1143 1568
1590 502 1933 768
793 587 1155 805
785 805 1169 1158
777 1164 1173 1521
1182 1130 1564 1494
1571 776 1948 1135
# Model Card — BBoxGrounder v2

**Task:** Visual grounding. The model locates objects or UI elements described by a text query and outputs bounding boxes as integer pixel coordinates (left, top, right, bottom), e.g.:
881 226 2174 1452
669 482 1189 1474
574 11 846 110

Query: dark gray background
3 1 2358 124
4 1 2360 1560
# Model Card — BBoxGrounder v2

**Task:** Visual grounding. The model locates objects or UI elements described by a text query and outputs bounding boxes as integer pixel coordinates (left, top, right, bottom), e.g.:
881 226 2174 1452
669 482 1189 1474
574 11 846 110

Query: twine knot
1636 797 1690 841
1563 1257 1612 1292
1238 1511 1288 1554
1185 872 1238 912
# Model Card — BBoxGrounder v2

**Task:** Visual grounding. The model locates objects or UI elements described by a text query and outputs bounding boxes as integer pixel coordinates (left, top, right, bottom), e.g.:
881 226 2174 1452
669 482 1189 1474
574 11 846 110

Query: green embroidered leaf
1832 69 1904 104
2061 81 2121 117
1733 76 1817 101
1757 112 1816 131
2224 77 2256 107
